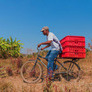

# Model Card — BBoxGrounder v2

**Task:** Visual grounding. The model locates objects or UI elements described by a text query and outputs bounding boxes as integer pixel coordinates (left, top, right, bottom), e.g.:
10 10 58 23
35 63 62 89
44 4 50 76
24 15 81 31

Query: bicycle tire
59 60 80 81
21 60 43 83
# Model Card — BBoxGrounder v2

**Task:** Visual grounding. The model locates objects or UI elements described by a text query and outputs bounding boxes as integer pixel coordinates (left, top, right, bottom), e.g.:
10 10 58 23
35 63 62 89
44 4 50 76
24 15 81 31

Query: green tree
0 37 23 58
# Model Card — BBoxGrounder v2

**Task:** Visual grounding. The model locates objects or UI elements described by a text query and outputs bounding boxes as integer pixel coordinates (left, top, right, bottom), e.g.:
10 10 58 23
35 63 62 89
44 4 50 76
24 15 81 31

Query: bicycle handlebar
37 47 41 55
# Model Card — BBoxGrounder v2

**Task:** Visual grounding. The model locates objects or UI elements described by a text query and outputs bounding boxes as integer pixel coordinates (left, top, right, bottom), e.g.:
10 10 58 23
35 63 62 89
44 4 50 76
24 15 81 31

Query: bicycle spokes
29 69 36 77
59 61 80 81
21 61 42 83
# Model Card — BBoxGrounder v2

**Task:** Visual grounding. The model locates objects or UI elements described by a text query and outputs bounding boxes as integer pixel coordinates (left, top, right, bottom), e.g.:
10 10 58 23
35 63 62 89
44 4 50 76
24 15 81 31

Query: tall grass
0 81 15 92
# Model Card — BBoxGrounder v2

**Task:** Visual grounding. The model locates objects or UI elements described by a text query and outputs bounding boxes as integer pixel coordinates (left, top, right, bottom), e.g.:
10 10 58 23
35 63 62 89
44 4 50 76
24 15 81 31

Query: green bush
27 54 33 58
0 37 23 58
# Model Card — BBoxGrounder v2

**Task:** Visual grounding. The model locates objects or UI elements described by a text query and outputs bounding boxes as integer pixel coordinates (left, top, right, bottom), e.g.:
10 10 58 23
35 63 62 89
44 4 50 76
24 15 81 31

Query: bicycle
21 48 81 83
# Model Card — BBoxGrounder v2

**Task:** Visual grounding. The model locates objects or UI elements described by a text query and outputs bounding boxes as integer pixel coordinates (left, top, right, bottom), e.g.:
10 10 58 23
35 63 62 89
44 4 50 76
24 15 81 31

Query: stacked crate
59 36 86 59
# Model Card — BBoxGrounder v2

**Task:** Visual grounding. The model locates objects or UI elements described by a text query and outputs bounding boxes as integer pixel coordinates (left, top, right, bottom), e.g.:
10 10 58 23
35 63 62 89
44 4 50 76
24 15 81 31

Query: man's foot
51 77 54 82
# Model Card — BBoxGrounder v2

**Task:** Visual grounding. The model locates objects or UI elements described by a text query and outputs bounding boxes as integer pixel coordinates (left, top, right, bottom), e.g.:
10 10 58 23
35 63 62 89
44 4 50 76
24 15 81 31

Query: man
38 26 62 77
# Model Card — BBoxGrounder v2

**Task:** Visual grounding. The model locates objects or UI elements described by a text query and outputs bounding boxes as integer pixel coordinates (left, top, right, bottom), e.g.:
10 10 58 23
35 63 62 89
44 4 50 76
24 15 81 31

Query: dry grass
0 80 15 92
0 49 92 92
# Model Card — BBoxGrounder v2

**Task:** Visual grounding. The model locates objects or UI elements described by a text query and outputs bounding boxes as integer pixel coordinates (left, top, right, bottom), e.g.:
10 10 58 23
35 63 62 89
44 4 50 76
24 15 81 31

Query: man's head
41 26 49 35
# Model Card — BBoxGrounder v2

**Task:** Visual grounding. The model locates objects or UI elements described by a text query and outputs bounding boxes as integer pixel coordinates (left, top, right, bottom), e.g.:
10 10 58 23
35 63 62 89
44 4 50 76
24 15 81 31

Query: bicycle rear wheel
59 60 80 81
21 60 42 83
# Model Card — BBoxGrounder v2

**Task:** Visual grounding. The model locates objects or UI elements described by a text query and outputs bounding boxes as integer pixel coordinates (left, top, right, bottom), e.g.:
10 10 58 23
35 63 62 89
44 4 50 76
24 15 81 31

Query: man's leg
45 50 51 61
47 50 59 77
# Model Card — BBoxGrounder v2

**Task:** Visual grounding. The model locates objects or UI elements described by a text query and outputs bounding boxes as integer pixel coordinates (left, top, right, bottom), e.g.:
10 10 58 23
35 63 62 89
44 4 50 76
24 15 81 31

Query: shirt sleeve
48 33 53 41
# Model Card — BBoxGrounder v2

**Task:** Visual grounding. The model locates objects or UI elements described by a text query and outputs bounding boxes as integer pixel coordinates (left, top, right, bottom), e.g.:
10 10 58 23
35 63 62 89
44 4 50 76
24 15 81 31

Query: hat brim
41 29 45 32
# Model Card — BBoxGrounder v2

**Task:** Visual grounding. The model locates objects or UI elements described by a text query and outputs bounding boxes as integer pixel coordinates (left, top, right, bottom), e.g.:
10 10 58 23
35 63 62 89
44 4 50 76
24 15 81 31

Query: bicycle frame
32 48 67 72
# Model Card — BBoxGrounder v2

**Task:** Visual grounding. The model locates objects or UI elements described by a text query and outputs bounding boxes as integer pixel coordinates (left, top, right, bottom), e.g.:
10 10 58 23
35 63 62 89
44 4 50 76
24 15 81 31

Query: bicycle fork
30 60 38 72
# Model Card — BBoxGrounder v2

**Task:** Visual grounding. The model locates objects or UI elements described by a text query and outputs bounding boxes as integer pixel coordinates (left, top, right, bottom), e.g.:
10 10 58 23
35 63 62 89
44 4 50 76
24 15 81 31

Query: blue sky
0 0 92 53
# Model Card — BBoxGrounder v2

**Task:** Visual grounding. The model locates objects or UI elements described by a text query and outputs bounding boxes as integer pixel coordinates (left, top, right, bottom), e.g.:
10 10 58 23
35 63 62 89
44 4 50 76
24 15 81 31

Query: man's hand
41 48 44 50
38 43 42 48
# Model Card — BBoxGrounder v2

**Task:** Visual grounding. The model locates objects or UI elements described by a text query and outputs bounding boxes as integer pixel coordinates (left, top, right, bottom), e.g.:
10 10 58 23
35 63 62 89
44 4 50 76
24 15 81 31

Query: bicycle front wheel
21 60 43 83
59 60 80 81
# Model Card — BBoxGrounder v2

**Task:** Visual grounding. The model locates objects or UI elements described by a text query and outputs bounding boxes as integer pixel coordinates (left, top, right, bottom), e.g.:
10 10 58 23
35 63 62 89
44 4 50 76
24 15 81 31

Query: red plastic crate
60 36 85 44
62 46 86 53
59 52 86 59
61 41 85 47
59 35 86 59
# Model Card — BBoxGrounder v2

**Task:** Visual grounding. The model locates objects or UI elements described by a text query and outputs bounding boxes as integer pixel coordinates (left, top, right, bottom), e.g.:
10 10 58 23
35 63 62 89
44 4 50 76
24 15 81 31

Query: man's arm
41 44 51 50
41 40 52 45
38 40 52 47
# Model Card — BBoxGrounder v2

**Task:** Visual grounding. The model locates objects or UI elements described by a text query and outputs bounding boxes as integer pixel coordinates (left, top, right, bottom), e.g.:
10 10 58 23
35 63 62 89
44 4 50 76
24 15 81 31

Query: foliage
0 66 7 78
0 37 23 58
16 58 23 68
6 67 13 76
27 54 33 58
86 48 90 55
